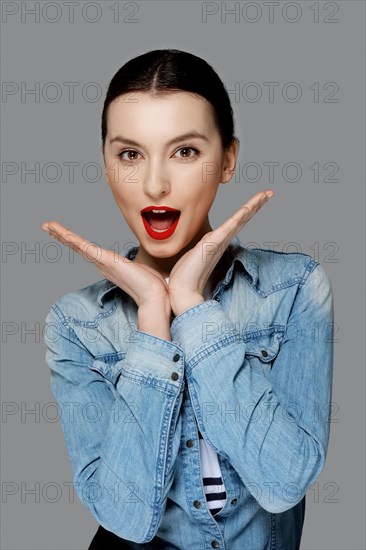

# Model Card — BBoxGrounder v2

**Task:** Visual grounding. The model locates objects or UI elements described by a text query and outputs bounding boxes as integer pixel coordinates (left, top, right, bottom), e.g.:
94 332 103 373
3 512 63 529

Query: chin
146 242 183 258
142 235 190 258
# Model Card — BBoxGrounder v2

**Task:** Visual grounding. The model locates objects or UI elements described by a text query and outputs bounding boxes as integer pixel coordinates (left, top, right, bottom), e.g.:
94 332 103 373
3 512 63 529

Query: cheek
184 189 217 222
106 184 133 221
105 166 134 204
180 161 220 191
106 164 125 186
198 158 223 186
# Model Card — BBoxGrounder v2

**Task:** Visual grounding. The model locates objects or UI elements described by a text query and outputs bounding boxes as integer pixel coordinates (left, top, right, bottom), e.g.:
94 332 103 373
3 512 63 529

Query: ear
220 138 239 184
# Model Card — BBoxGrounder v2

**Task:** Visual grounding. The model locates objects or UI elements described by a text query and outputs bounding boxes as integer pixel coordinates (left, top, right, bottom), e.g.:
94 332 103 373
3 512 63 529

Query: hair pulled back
101 49 238 153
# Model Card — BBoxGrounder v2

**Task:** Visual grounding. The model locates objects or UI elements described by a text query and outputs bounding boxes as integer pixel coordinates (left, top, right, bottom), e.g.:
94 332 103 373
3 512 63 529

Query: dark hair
101 49 238 153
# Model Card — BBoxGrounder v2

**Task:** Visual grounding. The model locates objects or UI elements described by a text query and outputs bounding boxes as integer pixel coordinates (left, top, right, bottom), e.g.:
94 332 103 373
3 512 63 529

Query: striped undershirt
197 427 227 515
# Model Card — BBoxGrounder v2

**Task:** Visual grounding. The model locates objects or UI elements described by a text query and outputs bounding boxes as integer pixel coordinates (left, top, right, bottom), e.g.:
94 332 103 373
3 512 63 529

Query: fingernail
266 191 274 199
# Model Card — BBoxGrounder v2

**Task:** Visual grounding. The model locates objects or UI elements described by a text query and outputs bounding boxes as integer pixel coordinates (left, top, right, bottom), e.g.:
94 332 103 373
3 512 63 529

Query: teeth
151 209 166 213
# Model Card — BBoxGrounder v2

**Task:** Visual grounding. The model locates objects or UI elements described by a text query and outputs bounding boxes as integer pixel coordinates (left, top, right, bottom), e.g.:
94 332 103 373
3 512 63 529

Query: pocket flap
243 330 283 362
89 352 126 384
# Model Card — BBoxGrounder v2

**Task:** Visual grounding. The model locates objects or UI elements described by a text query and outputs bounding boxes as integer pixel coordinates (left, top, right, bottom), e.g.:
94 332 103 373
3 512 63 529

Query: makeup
141 206 181 241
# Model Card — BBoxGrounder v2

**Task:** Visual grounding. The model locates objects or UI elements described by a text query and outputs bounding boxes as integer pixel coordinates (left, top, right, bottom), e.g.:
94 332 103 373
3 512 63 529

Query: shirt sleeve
44 304 184 543
170 262 334 513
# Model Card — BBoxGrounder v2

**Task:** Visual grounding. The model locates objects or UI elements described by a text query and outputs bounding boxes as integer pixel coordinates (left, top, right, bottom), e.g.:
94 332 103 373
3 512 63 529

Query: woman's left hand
168 189 275 316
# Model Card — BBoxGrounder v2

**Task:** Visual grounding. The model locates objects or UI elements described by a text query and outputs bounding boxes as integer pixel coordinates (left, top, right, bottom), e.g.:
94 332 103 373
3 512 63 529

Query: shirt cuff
122 329 184 391
170 300 242 367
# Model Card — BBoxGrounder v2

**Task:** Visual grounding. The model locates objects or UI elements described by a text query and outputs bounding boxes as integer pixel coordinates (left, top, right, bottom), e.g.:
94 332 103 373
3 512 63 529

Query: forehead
106 91 217 135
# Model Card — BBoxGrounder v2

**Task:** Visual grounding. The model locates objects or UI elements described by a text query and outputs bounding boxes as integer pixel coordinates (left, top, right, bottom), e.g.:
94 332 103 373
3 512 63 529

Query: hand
40 221 169 310
168 189 275 316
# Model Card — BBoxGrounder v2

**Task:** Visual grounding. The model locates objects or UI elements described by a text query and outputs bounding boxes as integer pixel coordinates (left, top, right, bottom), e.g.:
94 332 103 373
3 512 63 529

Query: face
103 91 237 275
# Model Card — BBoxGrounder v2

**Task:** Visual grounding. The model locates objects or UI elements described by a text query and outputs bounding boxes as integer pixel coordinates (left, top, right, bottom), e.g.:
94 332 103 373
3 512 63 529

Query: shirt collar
97 235 259 307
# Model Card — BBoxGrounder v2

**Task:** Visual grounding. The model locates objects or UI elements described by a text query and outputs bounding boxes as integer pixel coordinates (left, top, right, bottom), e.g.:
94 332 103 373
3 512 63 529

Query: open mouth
142 210 180 232
140 207 181 240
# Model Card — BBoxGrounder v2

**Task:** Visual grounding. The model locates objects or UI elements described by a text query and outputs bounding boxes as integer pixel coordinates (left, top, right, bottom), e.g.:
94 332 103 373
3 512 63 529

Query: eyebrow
109 131 210 147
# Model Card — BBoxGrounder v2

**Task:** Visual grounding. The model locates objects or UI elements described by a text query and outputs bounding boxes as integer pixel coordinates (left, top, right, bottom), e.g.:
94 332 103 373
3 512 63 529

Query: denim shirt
44 236 334 550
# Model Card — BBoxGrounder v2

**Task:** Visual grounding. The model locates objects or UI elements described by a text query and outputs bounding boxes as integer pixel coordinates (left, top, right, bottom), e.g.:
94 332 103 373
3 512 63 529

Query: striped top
197 428 227 515
165 276 227 516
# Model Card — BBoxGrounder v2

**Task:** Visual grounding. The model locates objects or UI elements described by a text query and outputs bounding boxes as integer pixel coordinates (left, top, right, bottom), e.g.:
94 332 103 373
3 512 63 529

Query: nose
142 160 171 199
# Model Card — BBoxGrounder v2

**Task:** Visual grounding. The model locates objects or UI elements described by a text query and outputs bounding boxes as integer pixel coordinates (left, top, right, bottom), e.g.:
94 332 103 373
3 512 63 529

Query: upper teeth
151 209 166 213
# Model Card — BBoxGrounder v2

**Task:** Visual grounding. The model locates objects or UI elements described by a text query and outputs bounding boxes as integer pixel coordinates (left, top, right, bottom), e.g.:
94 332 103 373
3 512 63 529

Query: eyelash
116 146 201 162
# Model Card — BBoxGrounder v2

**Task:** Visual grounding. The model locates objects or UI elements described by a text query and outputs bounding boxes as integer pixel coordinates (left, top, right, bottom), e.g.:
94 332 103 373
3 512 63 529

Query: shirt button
231 498 238 505
211 541 220 549
173 353 180 362
186 439 194 448
171 372 179 381
193 500 201 509
261 349 268 357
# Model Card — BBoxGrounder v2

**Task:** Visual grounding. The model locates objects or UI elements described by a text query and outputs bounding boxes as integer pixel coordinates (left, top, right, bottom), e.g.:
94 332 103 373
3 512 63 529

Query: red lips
140 205 181 240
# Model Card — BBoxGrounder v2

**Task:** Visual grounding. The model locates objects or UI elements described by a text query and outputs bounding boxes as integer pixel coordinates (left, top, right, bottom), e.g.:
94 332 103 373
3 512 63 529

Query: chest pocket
243 330 284 379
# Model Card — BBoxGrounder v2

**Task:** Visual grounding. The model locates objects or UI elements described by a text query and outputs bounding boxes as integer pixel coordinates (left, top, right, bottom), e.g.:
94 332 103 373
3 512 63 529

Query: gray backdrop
1 1 365 548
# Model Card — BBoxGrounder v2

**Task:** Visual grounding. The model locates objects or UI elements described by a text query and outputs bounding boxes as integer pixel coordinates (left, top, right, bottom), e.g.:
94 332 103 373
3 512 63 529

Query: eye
116 146 200 161
116 149 141 161
174 146 200 160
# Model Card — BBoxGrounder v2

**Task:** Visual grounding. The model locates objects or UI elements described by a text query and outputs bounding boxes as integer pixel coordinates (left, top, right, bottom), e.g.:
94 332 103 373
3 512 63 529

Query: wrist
171 294 205 317
137 299 172 341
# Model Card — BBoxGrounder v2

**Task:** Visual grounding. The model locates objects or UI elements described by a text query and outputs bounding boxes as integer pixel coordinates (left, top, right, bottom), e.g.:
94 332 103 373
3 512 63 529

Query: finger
42 221 89 251
41 221 103 262
214 189 274 244
232 190 274 224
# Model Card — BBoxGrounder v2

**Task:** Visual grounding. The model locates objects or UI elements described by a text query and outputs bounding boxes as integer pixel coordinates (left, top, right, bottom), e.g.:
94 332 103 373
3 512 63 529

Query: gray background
1 1 365 548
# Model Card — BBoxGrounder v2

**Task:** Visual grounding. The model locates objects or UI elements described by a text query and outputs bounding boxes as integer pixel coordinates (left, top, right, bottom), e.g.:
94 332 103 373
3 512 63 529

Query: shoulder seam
299 258 321 290
50 302 69 327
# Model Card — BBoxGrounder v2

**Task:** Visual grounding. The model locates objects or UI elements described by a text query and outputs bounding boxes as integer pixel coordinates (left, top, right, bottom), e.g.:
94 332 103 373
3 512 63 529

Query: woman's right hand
41 221 169 310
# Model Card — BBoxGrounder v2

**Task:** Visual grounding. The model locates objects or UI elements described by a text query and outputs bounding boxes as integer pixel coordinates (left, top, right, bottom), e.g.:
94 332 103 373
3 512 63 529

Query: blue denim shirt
44 236 334 549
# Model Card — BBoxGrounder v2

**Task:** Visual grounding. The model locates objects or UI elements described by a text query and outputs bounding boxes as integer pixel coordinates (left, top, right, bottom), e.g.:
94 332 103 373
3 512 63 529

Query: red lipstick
141 205 181 241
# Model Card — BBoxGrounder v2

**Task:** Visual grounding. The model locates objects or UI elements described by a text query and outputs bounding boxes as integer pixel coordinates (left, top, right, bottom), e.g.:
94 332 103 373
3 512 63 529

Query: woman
42 49 334 549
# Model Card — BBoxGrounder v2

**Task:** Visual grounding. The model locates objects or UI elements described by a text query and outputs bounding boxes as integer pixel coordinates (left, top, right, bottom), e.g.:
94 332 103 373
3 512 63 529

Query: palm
42 190 273 316
41 221 168 307
168 190 274 313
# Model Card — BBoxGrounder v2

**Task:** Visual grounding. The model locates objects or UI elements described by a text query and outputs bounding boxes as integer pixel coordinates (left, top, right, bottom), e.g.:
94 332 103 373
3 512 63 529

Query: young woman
42 49 334 549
